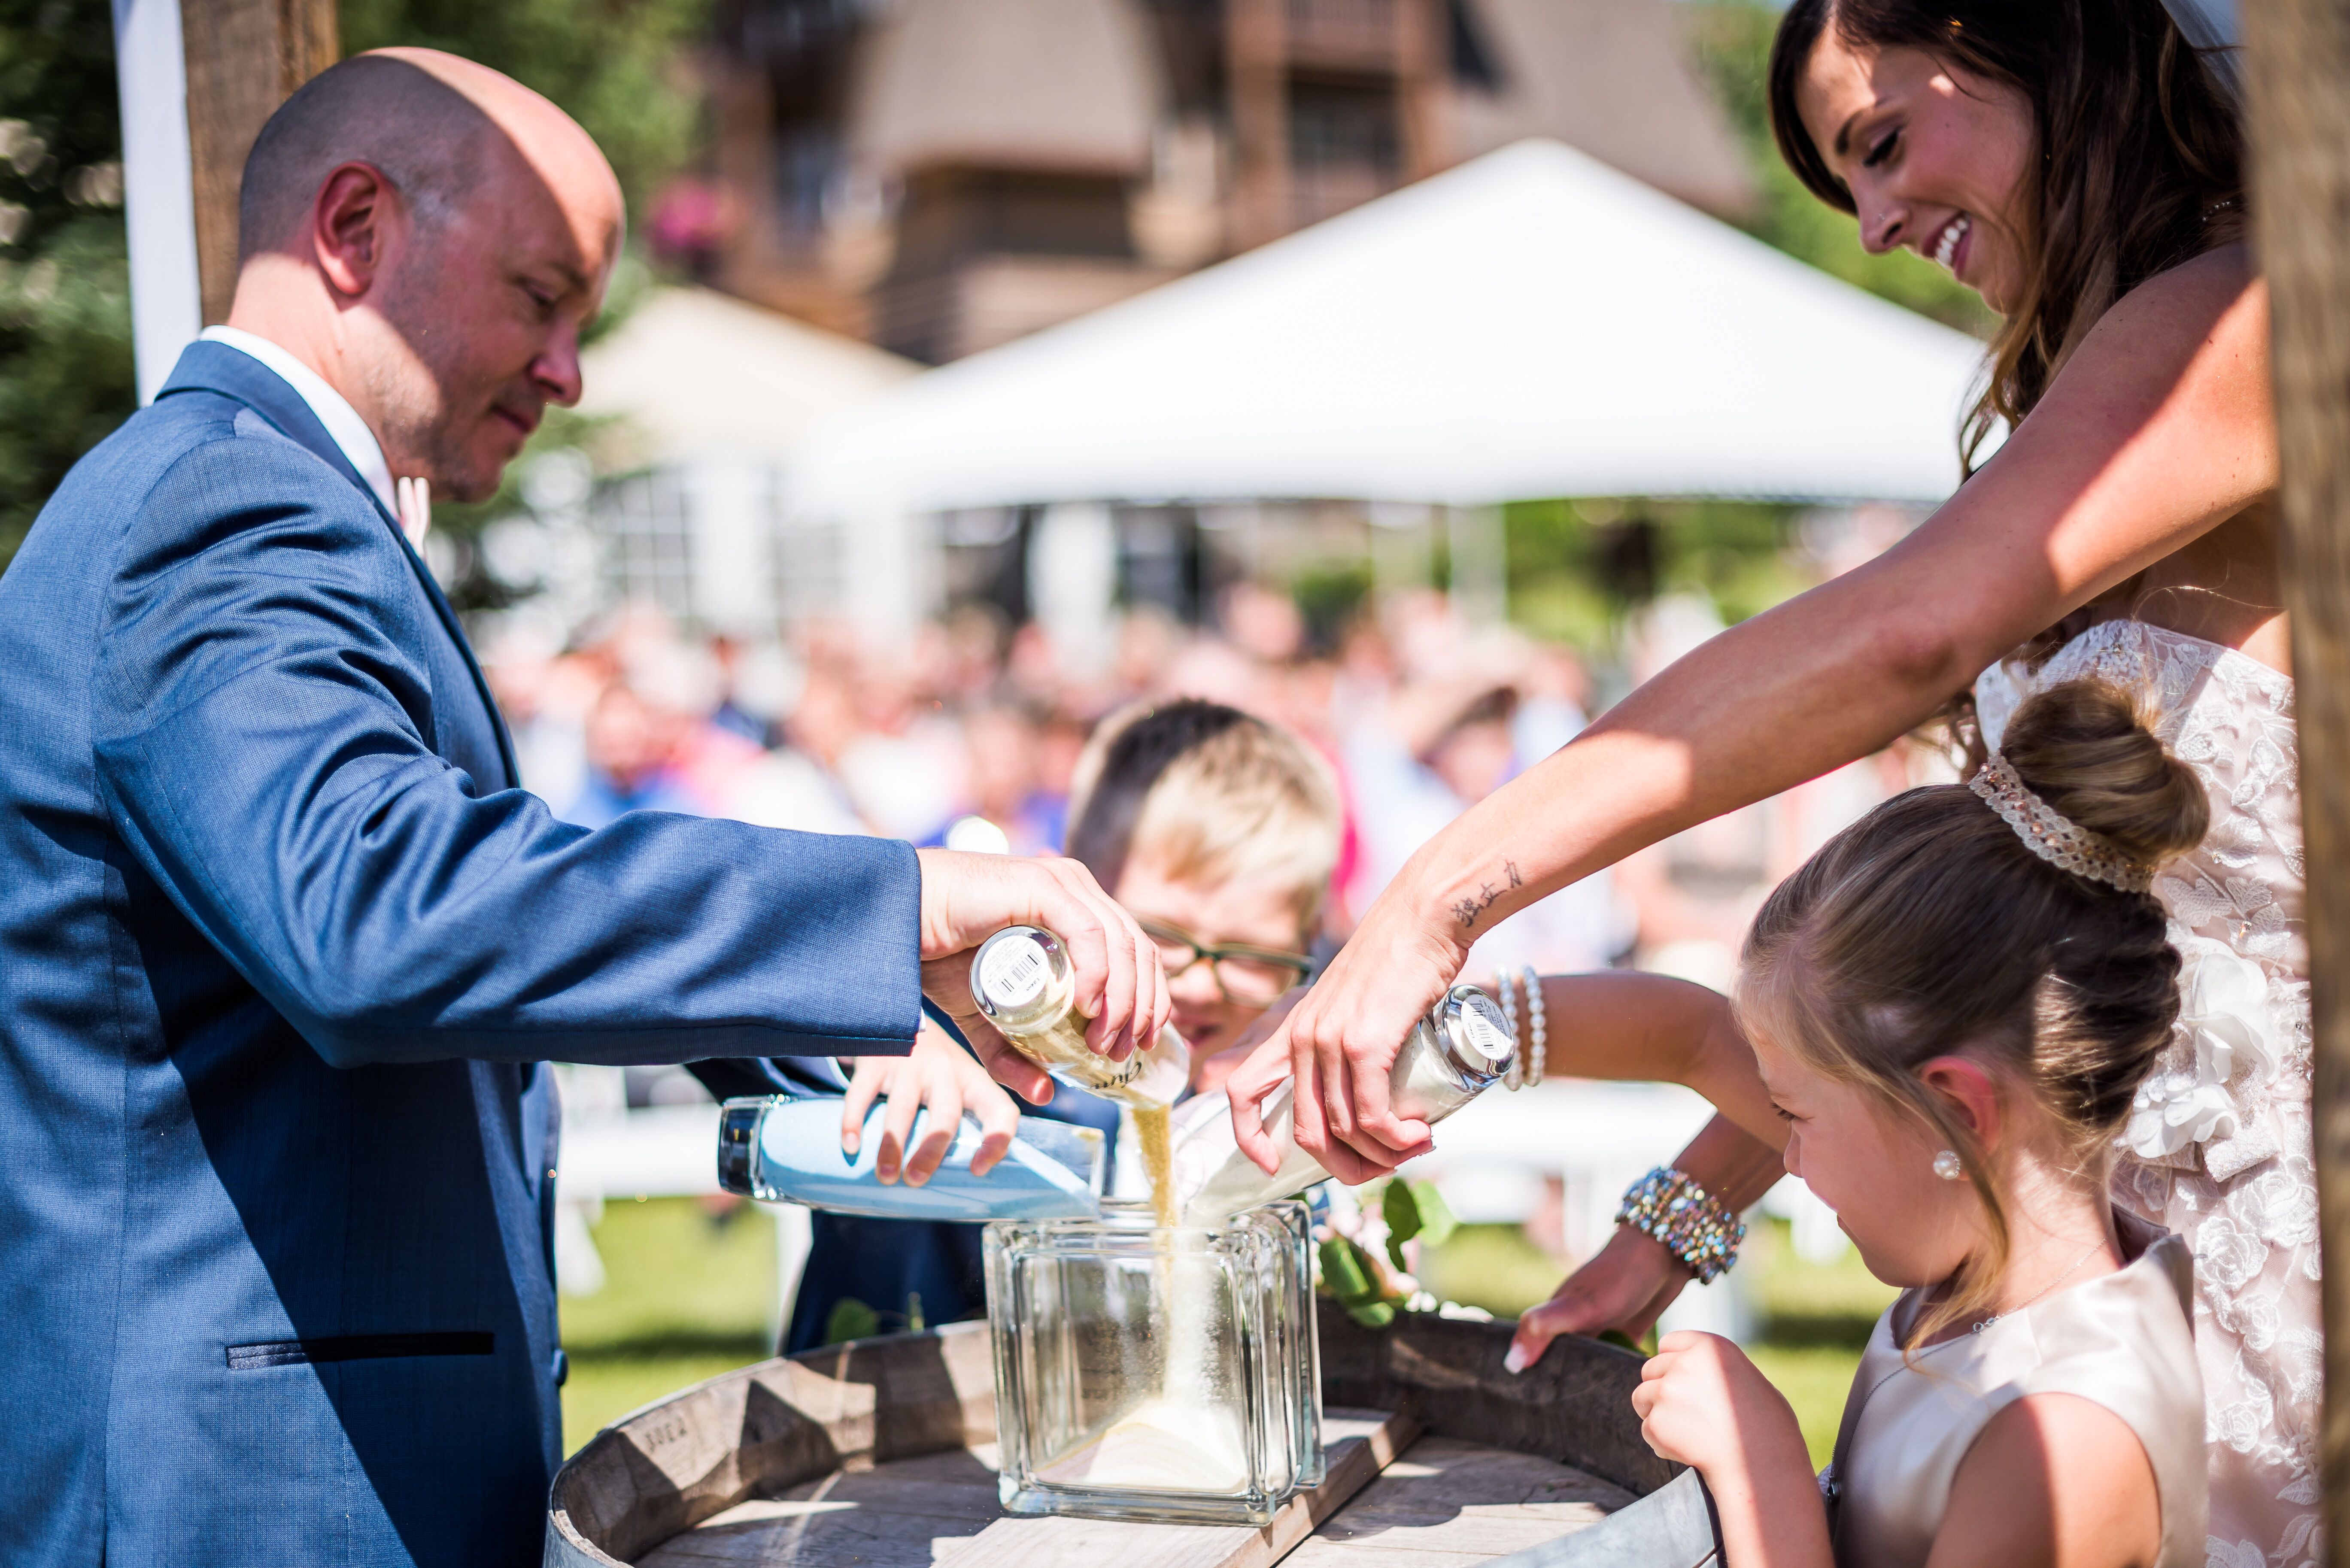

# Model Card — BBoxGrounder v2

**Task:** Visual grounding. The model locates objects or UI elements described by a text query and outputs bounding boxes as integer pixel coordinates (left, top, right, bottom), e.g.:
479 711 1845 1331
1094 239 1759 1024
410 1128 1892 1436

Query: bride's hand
1228 895 1466 1182
1506 1227 1691 1372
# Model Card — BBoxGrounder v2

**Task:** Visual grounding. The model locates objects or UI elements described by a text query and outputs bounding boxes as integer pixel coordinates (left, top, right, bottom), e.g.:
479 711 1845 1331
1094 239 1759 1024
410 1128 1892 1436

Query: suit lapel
158 343 522 792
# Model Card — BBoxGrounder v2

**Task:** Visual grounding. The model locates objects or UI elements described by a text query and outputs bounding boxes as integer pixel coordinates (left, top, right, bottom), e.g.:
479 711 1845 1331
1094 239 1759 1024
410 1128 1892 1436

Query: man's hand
1224 904 1463 1183
915 849 1169 1101
840 1022 1020 1186
1505 1227 1691 1372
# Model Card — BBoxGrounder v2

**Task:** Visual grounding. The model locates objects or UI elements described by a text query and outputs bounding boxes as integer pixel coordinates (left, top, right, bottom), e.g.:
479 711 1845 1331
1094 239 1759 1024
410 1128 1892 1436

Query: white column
684 457 779 637
1447 504 1507 628
844 503 931 649
111 0 202 404
1029 501 1118 668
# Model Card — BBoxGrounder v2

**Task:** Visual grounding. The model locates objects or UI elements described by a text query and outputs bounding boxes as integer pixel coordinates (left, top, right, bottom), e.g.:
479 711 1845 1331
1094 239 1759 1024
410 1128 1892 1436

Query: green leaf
1345 1298 1397 1329
1318 1236 1373 1301
823 1296 879 1346
1381 1179 1458 1271
1381 1180 1419 1270
1407 1181 1457 1250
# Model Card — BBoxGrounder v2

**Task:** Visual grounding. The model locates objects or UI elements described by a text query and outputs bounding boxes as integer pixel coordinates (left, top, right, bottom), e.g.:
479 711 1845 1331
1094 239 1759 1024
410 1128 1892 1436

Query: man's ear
310 162 397 298
1918 1054 2005 1155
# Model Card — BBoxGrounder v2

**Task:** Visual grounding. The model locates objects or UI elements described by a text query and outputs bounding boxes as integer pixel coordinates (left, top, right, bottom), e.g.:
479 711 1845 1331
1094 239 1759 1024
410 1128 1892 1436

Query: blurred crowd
480 569 1948 1003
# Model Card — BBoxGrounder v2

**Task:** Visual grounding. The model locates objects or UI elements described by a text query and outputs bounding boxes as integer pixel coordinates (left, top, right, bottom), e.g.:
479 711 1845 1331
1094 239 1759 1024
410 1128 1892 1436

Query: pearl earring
1932 1149 1965 1182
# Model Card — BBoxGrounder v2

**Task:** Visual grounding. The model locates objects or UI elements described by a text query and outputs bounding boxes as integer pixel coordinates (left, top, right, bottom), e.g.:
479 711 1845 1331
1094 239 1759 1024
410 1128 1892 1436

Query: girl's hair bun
1999 678 2209 872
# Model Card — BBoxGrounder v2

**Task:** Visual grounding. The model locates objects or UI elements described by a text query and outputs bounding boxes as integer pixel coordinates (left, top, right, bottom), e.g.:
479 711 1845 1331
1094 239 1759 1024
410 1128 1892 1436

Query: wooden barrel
545 1306 1720 1567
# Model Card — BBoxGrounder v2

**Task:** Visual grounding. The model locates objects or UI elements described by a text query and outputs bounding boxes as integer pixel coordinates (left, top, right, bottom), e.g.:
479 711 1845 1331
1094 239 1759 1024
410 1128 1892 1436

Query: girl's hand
1632 1331 1796 1473
1633 1333 1830 1568
841 1022 1019 1186
1506 1228 1691 1372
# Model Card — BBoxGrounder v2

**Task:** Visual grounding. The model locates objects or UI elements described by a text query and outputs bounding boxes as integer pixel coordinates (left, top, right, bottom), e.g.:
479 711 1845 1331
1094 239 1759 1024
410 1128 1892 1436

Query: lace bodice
1978 620 2319 1568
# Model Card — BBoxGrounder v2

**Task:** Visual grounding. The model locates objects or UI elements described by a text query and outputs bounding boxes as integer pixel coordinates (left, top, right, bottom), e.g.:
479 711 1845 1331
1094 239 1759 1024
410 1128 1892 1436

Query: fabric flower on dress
2125 940 2278 1161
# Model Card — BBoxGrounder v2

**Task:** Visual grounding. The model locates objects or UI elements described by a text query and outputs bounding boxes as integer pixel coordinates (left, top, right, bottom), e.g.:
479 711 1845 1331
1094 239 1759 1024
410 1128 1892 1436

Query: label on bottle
981 931 1051 1009
1458 997 1515 1066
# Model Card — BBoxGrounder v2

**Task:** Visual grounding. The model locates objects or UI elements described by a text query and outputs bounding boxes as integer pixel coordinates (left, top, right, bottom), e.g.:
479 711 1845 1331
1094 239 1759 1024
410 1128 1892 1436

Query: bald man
0 51 1165 1568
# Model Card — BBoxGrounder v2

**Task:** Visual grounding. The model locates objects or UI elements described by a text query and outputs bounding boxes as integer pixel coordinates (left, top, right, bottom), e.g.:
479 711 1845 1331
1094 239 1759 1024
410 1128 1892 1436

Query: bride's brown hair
1767 0 2243 473
1735 679 2207 1348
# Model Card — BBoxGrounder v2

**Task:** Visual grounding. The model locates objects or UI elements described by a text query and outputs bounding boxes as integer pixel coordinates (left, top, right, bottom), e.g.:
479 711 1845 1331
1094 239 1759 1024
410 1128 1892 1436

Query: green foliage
823 1296 881 1345
1316 1235 1395 1329
1380 1178 1457 1272
0 0 134 572
340 0 712 212
1685 1 1997 341
1505 496 1810 655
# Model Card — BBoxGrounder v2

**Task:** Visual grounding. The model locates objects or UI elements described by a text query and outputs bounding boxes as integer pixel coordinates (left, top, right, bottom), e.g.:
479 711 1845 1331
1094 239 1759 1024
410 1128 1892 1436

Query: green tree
0 0 709 576
0 0 135 569
338 0 711 212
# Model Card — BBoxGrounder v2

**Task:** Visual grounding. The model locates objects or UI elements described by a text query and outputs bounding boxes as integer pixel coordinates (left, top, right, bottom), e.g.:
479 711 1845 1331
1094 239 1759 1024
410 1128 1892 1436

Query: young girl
1516 679 2209 1568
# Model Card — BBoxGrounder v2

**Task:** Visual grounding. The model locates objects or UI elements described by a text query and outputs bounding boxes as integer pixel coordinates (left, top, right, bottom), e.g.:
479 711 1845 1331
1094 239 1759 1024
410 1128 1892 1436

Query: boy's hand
840 1022 1020 1186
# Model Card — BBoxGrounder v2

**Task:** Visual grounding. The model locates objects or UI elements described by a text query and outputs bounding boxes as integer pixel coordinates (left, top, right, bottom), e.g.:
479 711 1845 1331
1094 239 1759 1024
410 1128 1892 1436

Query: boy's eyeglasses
1136 917 1312 1007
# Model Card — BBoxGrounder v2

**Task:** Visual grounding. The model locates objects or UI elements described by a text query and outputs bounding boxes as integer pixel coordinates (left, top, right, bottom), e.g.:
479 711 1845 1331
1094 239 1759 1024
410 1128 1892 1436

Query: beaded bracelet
1616 1166 1746 1283
1519 965 1545 1088
1495 967 1548 1091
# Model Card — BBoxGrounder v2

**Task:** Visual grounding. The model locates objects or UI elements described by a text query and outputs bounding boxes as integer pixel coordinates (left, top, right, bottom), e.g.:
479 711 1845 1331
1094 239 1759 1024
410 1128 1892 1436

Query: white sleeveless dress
1827 1211 2205 1568
1979 621 2319 1568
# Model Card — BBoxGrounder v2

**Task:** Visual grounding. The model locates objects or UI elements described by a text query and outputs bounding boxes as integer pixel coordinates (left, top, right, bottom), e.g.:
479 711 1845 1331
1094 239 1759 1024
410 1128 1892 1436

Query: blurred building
686 0 1754 364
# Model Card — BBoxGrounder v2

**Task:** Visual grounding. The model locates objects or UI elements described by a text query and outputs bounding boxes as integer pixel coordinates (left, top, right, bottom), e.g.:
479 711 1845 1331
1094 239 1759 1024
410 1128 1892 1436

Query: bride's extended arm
1230 250 2276 1180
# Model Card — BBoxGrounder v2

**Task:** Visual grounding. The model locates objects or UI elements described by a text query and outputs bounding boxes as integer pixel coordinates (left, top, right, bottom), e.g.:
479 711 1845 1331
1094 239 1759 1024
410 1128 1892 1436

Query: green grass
559 1196 778 1454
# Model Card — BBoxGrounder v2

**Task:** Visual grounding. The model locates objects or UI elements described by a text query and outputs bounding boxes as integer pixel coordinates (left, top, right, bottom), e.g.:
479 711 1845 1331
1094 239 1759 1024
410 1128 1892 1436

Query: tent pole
2243 4 2350 1562
111 0 201 403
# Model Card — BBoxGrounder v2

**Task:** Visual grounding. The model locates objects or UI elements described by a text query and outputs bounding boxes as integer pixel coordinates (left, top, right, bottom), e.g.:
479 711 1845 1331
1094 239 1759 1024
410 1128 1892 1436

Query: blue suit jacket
0 342 922 1567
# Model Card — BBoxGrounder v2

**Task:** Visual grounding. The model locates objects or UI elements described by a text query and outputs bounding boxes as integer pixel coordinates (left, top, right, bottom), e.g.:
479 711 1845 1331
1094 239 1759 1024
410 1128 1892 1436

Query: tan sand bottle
971 925 1193 1226
969 925 1193 1107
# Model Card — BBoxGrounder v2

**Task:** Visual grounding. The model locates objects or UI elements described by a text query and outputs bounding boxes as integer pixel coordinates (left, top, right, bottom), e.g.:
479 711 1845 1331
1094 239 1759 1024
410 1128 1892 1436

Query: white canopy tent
788 139 1989 517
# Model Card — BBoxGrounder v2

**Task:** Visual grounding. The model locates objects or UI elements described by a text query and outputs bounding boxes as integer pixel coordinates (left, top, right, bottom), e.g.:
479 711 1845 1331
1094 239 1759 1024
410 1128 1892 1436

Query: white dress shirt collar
199 326 398 518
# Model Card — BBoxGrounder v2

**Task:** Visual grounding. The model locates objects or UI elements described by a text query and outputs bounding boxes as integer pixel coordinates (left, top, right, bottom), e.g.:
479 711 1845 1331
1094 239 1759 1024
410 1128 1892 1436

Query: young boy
784 699 1343 1350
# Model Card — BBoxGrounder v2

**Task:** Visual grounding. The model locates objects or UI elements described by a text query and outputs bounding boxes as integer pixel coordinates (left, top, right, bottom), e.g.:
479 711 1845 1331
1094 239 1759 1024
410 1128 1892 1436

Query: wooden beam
180 0 339 325
2241 4 2350 1564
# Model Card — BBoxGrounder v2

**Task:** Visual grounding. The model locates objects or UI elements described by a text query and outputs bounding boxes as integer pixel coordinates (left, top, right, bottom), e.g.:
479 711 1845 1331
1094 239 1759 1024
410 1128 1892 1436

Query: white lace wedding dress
1979 620 2319 1568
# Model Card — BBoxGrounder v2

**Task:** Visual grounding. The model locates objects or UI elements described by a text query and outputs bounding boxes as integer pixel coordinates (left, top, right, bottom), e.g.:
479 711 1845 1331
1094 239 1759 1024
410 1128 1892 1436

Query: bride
1227 1 2315 1561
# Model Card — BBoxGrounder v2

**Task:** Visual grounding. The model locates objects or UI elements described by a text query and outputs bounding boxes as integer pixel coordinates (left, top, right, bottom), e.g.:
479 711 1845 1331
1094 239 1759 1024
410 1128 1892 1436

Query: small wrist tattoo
1451 861 1524 931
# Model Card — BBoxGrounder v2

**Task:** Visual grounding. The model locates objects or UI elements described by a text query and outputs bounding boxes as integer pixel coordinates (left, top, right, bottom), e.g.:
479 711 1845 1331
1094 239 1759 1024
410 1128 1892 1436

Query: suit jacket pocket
225 1331 493 1370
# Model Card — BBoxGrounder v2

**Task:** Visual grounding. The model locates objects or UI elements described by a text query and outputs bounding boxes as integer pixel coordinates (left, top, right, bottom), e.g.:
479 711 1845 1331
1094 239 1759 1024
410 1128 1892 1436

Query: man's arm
90 440 1159 1072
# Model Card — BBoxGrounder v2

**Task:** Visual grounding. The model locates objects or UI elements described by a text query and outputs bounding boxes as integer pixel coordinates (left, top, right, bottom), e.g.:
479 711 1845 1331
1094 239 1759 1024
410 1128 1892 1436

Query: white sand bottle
1171 983 1516 1222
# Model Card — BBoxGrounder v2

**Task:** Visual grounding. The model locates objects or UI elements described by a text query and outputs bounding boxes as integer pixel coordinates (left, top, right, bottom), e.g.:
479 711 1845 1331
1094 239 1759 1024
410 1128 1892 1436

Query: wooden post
179 0 338 325
2241 4 2350 1562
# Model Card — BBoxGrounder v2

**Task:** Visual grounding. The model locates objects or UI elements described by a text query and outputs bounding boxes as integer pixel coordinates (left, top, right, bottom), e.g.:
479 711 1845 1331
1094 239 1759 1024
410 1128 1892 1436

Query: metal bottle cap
1432 984 1517 1085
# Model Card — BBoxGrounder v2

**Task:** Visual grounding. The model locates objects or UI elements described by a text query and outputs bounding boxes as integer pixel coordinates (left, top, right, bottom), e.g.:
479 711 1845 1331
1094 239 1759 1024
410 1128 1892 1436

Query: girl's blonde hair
1735 679 2207 1346
1066 700 1342 929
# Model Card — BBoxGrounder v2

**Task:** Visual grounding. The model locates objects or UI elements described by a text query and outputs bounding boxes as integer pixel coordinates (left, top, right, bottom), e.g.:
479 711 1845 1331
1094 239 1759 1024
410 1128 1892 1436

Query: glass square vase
983 1199 1323 1525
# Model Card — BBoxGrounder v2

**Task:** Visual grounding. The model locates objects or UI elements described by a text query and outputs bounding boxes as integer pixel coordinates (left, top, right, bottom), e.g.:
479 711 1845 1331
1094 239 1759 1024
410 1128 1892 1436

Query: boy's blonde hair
1067 700 1342 930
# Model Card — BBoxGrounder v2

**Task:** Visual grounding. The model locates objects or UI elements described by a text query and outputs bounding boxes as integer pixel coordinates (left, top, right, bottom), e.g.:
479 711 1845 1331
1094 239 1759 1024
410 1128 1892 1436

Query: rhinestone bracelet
1616 1166 1745 1283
